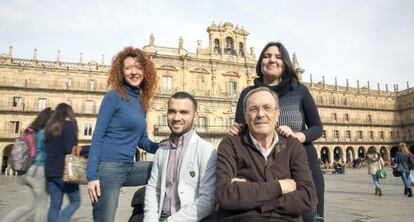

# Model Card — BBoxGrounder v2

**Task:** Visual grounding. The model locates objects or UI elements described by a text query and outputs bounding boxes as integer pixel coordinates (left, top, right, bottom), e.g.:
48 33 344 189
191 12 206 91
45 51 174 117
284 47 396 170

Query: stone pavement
0 168 413 222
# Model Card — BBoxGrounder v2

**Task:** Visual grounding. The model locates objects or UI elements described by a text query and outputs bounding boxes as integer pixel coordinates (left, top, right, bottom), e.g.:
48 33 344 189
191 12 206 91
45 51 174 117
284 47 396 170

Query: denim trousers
371 174 381 188
2 165 48 222
47 177 80 222
401 171 411 189
92 161 152 222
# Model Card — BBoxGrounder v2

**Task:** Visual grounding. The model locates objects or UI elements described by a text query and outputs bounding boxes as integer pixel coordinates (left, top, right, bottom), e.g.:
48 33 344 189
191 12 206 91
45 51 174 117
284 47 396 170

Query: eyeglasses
247 105 278 114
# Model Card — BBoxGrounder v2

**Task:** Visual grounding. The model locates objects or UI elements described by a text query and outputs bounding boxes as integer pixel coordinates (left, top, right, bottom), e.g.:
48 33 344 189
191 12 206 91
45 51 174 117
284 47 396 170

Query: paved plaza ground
0 168 413 221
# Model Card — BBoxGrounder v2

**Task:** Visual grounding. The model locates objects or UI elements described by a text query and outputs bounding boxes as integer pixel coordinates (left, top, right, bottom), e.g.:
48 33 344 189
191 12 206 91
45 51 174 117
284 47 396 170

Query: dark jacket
45 121 78 178
216 132 317 222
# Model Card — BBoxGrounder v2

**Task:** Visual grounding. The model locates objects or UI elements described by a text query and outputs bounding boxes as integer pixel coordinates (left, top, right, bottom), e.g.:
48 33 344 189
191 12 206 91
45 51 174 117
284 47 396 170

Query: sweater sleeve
62 121 78 154
137 128 158 154
260 139 317 215
300 85 323 143
216 137 283 210
87 92 118 181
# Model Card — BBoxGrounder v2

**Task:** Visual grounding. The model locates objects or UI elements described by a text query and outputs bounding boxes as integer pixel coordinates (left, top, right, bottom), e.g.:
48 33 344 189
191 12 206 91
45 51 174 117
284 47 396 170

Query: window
225 37 234 55
83 124 93 136
12 96 21 107
239 42 244 56
38 98 47 110
367 114 372 124
320 96 324 104
162 76 173 93
390 131 394 139
380 131 384 139
357 131 363 139
228 81 237 97
196 117 207 129
344 113 349 122
89 79 96 90
332 97 336 105
396 131 400 138
228 117 235 127
332 113 337 122
322 130 326 138
10 121 20 134
65 78 72 89
333 130 339 138
369 131 374 139
346 130 351 139
159 115 167 126
85 100 94 113
343 97 347 106
214 39 220 54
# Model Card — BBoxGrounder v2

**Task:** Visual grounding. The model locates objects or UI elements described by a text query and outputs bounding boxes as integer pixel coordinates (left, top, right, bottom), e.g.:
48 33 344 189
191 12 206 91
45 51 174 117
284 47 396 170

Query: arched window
239 42 244 56
225 37 234 55
214 39 220 54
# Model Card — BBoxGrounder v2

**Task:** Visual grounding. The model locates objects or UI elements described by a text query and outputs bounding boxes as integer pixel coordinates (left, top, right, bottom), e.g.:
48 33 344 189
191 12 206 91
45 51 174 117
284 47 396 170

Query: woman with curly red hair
86 46 159 221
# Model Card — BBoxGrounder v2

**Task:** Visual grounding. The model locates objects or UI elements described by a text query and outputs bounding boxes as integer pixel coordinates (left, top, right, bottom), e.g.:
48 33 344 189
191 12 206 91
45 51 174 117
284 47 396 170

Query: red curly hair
108 47 157 113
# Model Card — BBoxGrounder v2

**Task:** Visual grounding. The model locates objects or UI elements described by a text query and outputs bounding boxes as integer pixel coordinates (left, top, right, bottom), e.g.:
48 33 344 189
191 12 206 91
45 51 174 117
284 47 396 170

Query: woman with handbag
2 108 53 222
86 47 159 222
45 103 80 221
394 143 413 197
366 148 385 196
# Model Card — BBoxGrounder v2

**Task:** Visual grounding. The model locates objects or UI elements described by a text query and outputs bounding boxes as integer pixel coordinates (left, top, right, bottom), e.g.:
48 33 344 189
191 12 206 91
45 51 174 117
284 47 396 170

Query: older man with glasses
216 86 317 222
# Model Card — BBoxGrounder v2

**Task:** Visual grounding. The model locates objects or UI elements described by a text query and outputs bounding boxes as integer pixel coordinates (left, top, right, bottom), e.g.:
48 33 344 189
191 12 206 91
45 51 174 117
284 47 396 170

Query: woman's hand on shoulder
228 122 244 136
277 125 306 143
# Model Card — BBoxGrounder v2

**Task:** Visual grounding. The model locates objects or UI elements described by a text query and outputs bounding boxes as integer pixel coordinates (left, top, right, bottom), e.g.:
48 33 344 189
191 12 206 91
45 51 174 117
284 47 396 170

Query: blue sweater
87 84 158 181
45 121 78 177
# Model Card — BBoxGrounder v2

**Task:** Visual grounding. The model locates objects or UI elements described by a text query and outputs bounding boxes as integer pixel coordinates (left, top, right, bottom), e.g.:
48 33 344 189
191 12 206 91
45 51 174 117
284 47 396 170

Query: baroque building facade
1 21 413 173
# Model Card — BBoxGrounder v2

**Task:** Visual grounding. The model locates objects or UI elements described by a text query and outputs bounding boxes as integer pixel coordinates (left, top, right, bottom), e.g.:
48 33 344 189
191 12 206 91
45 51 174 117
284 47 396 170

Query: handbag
376 166 387 179
392 164 404 177
63 146 88 184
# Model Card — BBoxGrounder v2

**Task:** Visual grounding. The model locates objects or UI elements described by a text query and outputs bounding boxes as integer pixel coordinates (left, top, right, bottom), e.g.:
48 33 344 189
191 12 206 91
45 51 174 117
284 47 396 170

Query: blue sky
1 0 413 90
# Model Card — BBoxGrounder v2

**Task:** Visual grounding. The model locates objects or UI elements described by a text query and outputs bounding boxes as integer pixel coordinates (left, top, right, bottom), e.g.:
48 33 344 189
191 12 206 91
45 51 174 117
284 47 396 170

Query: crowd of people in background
1 43 413 222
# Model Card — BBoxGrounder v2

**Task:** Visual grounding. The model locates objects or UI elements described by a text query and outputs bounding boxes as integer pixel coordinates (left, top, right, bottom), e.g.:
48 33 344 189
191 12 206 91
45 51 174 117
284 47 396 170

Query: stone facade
1 21 413 173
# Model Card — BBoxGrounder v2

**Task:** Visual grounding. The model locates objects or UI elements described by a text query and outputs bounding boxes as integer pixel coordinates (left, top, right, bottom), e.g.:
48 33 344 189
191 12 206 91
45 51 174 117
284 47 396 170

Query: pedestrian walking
45 103 81 221
2 107 53 222
366 148 384 196
394 143 413 197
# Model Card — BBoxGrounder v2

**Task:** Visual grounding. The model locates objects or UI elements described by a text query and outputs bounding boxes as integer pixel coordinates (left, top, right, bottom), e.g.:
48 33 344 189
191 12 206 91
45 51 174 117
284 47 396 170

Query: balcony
0 102 98 115
0 78 108 93
153 124 228 137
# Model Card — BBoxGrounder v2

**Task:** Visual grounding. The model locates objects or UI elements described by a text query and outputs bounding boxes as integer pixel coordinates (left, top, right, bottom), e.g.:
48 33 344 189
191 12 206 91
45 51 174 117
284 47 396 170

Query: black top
45 121 78 178
235 82 323 145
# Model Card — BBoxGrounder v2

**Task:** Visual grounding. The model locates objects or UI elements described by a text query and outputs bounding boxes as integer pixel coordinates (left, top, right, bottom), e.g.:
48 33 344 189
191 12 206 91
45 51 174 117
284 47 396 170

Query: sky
0 0 413 90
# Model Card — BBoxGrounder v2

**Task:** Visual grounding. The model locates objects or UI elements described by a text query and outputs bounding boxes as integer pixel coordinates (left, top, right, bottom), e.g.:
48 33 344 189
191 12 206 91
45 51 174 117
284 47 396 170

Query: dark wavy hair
256 42 299 85
45 103 78 141
108 46 158 113
26 107 53 133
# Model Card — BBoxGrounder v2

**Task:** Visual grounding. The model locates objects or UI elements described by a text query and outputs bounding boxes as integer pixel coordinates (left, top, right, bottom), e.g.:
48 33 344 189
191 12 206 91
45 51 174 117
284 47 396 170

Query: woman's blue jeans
92 161 152 222
401 171 411 189
371 175 381 188
47 177 80 222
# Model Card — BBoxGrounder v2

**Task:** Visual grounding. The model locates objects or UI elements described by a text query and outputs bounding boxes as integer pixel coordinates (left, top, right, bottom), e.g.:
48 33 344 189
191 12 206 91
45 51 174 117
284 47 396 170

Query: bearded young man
144 92 216 222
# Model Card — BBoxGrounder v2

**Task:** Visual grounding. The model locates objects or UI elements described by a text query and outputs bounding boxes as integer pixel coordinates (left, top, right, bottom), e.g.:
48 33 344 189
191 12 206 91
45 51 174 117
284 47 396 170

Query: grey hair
242 86 279 117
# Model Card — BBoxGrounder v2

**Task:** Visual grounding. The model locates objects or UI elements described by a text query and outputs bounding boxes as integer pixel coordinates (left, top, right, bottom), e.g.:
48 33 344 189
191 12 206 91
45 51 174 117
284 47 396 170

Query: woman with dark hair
2 107 53 222
394 143 413 197
230 42 324 221
366 148 384 196
45 103 80 222
86 46 159 221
